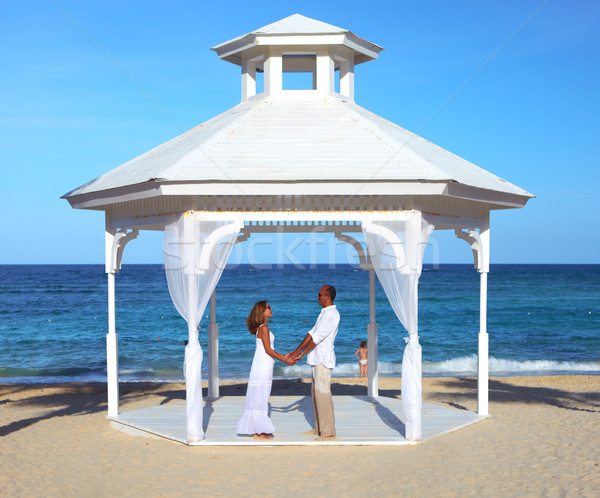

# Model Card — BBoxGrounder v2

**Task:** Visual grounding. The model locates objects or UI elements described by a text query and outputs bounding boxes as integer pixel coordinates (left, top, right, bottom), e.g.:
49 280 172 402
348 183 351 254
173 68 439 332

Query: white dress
236 325 276 435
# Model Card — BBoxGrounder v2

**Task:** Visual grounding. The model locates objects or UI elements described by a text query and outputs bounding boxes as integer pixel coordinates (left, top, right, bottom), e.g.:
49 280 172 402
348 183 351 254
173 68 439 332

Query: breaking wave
274 355 600 378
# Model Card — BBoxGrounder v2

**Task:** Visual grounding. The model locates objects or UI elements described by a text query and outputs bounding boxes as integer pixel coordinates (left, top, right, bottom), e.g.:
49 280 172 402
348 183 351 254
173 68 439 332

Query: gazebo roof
63 91 532 204
210 14 383 66
62 13 533 221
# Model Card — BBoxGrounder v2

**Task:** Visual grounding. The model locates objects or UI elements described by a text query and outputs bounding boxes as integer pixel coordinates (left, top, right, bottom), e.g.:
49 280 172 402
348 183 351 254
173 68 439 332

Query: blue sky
1 1 598 265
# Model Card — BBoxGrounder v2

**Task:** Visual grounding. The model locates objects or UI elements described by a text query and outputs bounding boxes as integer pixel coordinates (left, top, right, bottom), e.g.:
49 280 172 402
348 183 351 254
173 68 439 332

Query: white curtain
362 212 433 441
164 212 243 442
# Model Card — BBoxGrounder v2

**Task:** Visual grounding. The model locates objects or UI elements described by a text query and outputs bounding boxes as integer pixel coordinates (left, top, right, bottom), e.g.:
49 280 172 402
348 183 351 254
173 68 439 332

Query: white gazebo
63 14 533 443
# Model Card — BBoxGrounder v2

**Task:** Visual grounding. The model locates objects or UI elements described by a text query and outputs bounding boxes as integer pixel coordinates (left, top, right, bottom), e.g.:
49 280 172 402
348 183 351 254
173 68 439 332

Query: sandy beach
1 375 598 496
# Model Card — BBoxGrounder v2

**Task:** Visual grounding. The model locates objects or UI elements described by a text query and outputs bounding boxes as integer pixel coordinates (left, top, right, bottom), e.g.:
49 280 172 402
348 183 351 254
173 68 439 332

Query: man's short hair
324 285 336 302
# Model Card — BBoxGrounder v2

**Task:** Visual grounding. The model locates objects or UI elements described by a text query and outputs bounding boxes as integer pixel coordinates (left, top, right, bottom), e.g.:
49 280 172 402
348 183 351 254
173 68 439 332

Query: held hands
284 352 305 366
287 351 304 364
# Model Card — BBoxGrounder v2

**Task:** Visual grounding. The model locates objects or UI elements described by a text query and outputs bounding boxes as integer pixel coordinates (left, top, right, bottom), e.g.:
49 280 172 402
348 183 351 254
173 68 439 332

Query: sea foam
274 355 600 379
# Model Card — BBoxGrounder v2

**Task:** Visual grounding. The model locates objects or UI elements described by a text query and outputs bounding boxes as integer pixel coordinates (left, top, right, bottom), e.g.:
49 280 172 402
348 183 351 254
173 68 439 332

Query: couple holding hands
236 285 340 441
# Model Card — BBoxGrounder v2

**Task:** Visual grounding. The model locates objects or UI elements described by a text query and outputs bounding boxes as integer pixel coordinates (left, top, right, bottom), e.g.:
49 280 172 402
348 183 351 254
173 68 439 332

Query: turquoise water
0 264 598 383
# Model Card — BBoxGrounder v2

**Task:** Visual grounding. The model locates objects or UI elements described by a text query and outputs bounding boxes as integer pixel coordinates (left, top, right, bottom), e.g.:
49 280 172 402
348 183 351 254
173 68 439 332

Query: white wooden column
339 58 354 101
264 49 282 96
104 222 138 418
316 50 334 95
454 216 490 417
105 227 120 418
241 59 256 101
367 268 379 398
478 271 489 415
478 216 490 416
106 270 119 418
207 290 219 400
332 230 377 396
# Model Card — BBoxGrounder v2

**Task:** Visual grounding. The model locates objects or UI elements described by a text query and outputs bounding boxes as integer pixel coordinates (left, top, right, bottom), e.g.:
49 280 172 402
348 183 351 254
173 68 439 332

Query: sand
1 375 598 497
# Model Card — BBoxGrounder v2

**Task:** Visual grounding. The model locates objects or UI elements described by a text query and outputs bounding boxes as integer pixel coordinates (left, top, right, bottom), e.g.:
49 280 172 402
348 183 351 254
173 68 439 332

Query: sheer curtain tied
164 212 243 442
362 212 433 441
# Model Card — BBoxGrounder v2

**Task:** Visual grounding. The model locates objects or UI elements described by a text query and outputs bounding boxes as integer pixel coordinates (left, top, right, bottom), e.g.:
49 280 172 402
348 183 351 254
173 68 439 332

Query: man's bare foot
316 435 336 441
303 428 319 435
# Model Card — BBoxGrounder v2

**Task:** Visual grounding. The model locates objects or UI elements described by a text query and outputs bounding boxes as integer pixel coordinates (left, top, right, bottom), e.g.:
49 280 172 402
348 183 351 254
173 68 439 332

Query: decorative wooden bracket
108 229 139 274
454 229 487 273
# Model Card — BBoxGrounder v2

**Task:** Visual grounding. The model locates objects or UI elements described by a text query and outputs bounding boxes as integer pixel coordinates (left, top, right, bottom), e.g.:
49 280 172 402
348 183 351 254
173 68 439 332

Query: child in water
354 340 368 378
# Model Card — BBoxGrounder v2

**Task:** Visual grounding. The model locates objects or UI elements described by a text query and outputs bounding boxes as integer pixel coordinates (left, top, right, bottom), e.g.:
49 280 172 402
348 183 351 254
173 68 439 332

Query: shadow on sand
1 377 598 437
430 377 600 413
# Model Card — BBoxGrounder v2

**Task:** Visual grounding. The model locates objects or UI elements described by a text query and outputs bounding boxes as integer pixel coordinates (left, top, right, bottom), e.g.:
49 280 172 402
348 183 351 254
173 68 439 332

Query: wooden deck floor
109 395 487 446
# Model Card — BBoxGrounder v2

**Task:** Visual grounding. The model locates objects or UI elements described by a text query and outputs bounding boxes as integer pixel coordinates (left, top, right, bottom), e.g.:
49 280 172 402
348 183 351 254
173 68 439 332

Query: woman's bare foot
253 433 273 440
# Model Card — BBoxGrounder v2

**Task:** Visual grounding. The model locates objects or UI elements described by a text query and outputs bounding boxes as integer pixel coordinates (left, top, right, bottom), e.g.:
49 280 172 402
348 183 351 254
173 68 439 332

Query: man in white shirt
291 285 340 440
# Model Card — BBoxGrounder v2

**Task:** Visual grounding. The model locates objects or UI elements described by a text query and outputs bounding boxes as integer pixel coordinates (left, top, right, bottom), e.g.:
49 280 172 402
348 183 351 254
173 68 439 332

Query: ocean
0 264 598 383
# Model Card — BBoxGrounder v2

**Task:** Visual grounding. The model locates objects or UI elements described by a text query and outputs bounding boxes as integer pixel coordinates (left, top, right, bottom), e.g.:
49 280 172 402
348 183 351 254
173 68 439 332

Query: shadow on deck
109 395 487 446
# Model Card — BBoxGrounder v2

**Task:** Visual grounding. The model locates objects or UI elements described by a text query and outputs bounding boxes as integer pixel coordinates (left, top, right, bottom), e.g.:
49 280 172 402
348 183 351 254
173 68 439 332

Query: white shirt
306 305 340 369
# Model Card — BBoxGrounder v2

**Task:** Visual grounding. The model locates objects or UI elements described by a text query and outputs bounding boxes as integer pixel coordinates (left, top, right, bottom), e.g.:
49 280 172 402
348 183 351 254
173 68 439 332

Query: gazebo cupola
211 13 383 101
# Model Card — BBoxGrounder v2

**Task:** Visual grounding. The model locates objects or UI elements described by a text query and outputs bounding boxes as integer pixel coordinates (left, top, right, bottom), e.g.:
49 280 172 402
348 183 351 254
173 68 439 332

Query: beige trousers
311 364 336 437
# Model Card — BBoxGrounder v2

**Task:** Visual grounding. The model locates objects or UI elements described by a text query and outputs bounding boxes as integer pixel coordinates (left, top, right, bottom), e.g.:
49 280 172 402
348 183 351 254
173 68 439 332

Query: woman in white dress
237 301 295 440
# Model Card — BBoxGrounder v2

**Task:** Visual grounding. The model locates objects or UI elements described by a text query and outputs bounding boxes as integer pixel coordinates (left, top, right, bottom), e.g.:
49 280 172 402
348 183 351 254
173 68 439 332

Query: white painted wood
63 91 533 203
207 291 219 400
99 193 489 229
158 182 449 197
67 182 528 213
103 208 493 238
316 50 334 95
256 14 347 35
110 229 139 273
264 49 282 96
453 218 490 417
107 272 119 418
104 225 138 418
368 269 379 398
105 222 120 418
478 215 490 416
188 209 413 222
333 232 369 267
455 228 483 271
241 59 256 100
339 58 354 100
104 223 116 274
244 33 383 62
210 14 383 64
110 395 488 446
106 209 492 235
259 35 347 46
479 213 490 274
477 305 489 416
341 35 381 61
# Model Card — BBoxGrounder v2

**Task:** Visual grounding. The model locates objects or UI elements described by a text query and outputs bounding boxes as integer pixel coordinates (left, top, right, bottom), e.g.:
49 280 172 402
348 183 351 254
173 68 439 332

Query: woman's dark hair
360 340 367 348
246 300 268 334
